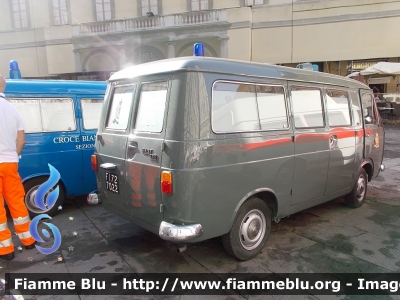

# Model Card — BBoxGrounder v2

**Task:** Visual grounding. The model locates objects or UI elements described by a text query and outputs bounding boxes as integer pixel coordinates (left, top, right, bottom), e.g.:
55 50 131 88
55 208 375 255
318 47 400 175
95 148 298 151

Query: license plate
105 172 119 194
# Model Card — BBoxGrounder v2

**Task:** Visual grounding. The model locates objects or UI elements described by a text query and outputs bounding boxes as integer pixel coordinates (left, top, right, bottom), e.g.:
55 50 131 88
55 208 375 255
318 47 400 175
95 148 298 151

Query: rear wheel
345 168 367 208
222 197 271 260
23 177 65 217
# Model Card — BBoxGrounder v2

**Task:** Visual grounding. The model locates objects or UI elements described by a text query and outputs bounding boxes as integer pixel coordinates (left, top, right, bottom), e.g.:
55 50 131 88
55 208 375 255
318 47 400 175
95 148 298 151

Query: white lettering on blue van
53 136 80 144
82 135 96 142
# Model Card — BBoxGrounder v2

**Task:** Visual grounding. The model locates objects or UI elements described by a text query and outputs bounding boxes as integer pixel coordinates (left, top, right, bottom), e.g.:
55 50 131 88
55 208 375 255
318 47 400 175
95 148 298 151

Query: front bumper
159 221 203 241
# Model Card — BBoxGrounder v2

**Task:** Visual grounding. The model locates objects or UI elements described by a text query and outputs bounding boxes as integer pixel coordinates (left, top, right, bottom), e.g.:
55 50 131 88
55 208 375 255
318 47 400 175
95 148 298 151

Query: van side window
291 87 324 128
212 82 259 133
257 85 288 130
326 89 351 127
106 85 135 130
135 82 168 133
9 98 76 132
81 99 104 130
361 93 375 124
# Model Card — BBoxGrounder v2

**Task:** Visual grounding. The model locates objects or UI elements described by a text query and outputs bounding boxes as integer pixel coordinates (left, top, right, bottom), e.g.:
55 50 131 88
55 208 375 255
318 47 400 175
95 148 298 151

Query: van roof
110 56 369 89
4 79 107 95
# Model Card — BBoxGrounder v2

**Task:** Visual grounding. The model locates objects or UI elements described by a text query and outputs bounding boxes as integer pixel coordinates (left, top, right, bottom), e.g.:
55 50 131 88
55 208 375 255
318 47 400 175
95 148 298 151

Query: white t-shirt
0 93 25 163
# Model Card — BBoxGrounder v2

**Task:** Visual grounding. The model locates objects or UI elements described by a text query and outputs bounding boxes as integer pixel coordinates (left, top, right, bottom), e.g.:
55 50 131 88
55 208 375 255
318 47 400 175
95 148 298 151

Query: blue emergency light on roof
193 43 205 57
9 60 22 79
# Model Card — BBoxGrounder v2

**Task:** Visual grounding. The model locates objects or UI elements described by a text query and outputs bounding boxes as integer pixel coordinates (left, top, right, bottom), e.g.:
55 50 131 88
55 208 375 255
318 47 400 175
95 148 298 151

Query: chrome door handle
100 163 116 170
366 133 370 137
127 141 139 160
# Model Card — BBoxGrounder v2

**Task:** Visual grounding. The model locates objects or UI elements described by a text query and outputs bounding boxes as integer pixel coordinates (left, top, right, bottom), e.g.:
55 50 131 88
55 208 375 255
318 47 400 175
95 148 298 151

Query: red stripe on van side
213 137 292 152
355 129 364 137
241 137 292 151
295 133 329 143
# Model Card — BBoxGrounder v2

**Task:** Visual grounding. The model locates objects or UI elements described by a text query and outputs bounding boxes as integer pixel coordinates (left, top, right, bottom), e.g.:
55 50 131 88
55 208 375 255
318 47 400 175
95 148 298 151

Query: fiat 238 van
90 55 384 260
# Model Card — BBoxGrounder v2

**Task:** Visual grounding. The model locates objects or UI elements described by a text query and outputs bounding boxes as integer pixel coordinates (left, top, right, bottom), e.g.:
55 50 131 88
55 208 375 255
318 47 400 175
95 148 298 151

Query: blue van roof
4 79 107 95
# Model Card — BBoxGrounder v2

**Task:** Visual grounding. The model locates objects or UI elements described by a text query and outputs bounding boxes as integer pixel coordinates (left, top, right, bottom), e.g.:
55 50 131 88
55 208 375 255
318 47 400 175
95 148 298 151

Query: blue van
4 79 107 217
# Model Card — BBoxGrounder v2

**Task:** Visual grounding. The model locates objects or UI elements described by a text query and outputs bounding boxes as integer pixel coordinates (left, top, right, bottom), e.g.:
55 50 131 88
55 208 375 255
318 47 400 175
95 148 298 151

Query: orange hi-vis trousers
0 163 35 255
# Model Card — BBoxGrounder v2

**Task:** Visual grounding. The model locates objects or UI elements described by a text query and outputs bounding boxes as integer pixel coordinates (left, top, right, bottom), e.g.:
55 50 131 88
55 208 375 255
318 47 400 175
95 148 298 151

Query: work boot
0 252 15 260
25 242 36 250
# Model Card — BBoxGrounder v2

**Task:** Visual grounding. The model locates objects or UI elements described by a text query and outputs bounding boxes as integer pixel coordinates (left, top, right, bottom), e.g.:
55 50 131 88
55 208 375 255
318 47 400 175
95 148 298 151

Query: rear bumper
159 221 203 241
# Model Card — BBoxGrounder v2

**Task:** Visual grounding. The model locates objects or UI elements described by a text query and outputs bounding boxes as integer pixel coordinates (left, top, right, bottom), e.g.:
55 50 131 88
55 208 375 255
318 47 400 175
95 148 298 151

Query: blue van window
9 98 76 132
106 85 135 130
81 98 104 130
135 82 168 133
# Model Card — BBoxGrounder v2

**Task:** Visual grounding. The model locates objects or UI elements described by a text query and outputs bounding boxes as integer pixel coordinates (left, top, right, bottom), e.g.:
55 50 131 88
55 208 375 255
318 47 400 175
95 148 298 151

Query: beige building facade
1 0 399 92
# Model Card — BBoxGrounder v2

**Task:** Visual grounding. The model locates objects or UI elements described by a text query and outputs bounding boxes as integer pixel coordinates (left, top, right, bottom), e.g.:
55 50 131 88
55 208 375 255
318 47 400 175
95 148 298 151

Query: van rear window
9 98 76 132
135 82 168 133
81 99 103 130
106 85 135 130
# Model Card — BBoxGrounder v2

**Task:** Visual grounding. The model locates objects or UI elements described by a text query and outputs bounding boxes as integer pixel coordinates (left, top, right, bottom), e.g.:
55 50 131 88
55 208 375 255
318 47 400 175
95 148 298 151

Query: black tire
345 168 367 208
222 197 271 260
23 177 65 217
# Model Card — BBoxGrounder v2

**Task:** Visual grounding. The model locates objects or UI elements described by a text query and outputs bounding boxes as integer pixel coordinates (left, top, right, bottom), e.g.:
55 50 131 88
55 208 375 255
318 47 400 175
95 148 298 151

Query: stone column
218 36 229 58
73 49 82 72
118 47 126 69
166 41 176 58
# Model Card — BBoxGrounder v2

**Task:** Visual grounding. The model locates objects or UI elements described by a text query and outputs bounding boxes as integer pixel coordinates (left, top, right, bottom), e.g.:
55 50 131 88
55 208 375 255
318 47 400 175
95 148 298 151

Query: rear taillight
91 154 98 172
161 171 172 194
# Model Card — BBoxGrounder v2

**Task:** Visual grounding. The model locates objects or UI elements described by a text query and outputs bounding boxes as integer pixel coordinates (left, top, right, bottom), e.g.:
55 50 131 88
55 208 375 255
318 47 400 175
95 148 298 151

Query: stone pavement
0 125 399 300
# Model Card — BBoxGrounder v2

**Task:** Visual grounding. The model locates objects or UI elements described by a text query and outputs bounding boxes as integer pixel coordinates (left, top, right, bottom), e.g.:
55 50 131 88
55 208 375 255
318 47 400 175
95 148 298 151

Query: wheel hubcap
25 186 50 214
356 174 366 201
239 209 266 250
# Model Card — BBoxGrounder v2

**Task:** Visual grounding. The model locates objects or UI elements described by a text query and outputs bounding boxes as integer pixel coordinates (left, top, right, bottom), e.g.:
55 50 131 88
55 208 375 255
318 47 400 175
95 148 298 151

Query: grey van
90 57 384 260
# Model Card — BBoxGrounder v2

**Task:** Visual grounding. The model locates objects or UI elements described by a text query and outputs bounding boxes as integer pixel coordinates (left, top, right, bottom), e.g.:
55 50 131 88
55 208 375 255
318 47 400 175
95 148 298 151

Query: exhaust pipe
177 243 187 253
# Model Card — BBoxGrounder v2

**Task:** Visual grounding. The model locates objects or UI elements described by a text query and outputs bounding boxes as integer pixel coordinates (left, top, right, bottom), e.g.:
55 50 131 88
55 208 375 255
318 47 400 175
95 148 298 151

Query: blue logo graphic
35 164 60 211
29 164 62 255
29 214 61 255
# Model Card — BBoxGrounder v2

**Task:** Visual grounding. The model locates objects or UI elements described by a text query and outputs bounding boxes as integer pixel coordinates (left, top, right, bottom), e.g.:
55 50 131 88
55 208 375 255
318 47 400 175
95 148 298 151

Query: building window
245 0 264 6
141 0 158 16
52 0 69 25
191 0 209 11
95 0 112 21
11 0 29 28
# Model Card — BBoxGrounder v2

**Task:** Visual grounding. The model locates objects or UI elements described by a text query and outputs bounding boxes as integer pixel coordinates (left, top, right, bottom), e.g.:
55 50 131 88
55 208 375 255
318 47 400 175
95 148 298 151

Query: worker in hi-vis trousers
0 74 36 260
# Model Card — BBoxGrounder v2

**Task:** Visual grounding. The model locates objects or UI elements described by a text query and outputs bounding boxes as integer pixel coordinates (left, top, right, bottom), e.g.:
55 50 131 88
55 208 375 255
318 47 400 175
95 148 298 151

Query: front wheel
23 177 65 217
222 197 271 260
345 168 367 208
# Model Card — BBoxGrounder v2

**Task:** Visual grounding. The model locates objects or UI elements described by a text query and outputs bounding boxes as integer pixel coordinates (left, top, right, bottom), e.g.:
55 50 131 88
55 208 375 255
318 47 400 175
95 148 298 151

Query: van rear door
97 84 137 214
125 81 168 228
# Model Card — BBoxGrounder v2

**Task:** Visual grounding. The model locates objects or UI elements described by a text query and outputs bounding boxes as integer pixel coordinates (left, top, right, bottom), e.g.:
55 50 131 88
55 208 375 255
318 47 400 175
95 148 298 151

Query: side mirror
365 116 373 124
